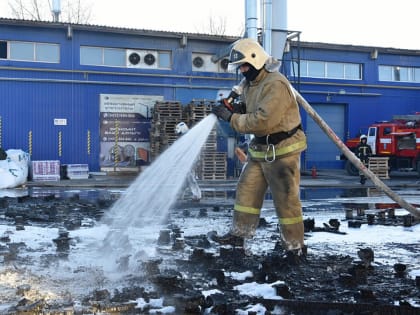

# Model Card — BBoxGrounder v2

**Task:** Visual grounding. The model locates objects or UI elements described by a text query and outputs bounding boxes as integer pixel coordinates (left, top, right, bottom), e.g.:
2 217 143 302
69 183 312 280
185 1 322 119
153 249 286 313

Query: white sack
0 149 30 189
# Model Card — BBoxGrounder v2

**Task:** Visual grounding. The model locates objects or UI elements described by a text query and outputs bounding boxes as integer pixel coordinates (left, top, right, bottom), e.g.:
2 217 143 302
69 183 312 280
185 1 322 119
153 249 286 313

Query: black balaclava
242 63 262 82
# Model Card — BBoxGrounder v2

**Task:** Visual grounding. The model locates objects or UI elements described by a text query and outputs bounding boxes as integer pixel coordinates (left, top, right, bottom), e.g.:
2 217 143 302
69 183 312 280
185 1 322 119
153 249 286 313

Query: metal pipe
271 0 288 60
245 0 258 40
262 0 272 53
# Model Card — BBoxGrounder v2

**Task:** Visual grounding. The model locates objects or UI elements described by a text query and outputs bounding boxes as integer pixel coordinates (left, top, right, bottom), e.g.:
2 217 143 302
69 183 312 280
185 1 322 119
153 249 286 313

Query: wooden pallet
202 191 228 198
150 100 229 178
198 152 227 180
368 157 389 179
368 157 389 170
201 129 217 152
200 173 227 180
186 100 217 122
370 169 390 179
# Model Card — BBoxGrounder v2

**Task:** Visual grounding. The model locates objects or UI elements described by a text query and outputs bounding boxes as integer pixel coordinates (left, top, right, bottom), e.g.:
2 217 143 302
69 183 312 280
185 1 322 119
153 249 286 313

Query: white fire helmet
175 122 189 135
228 38 270 72
360 134 367 141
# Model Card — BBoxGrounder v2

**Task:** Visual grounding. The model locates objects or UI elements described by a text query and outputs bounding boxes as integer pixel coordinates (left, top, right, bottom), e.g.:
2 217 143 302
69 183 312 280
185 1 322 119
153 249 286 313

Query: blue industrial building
1 18 420 175
284 41 420 170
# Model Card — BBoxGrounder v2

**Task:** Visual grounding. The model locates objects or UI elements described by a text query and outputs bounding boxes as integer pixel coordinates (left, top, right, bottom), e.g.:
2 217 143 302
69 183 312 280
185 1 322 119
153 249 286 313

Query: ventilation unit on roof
193 56 204 68
126 50 158 68
144 53 156 65
143 51 158 68
127 50 142 68
220 58 230 71
192 54 218 72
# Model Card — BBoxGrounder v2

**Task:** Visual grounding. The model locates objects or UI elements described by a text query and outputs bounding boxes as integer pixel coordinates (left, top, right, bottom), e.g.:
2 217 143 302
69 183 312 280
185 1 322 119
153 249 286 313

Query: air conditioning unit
192 53 218 72
127 50 142 68
126 50 158 69
142 51 158 68
219 58 230 72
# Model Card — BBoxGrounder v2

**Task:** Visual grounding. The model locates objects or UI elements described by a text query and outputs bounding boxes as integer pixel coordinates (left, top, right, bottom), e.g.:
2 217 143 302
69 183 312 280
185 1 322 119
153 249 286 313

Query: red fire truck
343 114 420 176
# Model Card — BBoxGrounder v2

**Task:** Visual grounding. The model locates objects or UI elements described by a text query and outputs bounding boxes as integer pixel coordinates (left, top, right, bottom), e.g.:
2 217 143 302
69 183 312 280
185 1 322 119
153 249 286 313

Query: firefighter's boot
284 246 307 265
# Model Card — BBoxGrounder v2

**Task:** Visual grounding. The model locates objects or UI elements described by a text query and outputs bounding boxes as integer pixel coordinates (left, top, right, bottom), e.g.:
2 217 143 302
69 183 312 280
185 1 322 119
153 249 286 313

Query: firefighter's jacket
356 142 372 164
230 69 306 160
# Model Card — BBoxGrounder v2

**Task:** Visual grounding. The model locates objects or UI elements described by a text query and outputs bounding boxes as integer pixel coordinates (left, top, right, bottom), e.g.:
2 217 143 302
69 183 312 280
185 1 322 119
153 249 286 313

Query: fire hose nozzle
222 88 241 111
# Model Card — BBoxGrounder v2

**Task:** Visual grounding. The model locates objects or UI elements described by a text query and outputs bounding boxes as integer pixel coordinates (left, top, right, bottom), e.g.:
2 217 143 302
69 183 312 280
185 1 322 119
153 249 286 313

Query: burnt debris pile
0 194 113 229
0 196 419 314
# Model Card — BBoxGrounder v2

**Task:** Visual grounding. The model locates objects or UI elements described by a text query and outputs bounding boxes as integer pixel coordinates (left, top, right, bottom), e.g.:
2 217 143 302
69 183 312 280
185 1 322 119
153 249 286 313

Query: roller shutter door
304 103 346 170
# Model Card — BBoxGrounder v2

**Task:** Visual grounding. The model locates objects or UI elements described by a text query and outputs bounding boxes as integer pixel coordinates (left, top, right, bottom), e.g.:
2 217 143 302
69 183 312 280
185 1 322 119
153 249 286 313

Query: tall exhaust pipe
52 0 61 22
263 0 288 61
245 0 258 40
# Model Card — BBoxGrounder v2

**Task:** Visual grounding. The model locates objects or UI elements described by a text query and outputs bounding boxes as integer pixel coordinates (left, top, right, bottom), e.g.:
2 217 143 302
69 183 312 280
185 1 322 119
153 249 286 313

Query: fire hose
224 78 420 218
293 88 420 219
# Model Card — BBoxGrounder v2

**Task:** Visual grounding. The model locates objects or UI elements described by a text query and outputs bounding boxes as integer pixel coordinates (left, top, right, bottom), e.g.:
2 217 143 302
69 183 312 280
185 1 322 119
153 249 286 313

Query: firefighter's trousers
231 153 304 251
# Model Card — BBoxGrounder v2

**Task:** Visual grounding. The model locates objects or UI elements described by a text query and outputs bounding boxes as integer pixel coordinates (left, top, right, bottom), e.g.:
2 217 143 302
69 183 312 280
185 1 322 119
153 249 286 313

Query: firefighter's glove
233 102 246 114
212 105 232 122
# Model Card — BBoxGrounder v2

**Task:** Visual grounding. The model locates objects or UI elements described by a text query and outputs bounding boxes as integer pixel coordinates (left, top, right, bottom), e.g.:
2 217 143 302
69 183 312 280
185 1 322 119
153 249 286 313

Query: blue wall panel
3 20 420 173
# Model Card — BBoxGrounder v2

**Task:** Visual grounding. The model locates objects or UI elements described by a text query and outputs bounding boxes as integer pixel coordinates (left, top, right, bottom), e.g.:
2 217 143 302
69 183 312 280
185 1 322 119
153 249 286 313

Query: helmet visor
230 49 246 64
227 49 246 72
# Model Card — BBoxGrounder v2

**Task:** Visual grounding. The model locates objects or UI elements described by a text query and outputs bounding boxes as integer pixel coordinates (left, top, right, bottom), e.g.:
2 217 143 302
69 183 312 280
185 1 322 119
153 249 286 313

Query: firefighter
175 122 202 201
356 134 372 185
211 38 307 263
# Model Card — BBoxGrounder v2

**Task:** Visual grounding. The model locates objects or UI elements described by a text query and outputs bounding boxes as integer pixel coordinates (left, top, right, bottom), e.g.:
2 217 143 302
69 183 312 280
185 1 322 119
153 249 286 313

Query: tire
417 161 420 178
345 160 359 176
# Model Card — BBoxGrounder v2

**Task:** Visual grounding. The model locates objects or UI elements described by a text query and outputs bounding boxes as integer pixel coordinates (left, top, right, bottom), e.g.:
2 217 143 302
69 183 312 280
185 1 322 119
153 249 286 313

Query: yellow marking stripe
249 140 306 159
234 204 260 215
279 216 303 225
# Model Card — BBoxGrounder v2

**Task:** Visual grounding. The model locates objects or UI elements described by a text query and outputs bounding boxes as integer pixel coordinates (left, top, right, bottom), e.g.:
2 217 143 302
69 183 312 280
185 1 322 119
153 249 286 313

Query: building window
378 66 392 81
158 51 171 68
36 43 60 62
8 41 59 63
80 46 172 69
104 48 126 67
80 46 102 65
0 41 7 59
308 61 325 78
292 60 362 80
379 65 420 82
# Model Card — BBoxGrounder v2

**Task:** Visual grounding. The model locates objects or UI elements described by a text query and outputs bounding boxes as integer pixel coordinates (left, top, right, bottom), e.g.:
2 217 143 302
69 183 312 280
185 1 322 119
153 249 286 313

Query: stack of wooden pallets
150 99 228 180
368 157 390 179
187 99 227 181
149 101 186 159
185 99 215 122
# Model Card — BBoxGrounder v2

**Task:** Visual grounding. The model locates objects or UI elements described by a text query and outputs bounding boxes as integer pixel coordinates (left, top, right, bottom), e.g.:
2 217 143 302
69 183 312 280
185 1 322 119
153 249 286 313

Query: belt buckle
265 143 275 162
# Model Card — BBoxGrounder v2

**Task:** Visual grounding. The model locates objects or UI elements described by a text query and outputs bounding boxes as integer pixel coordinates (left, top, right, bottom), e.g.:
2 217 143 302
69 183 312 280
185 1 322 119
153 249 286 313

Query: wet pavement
24 168 420 189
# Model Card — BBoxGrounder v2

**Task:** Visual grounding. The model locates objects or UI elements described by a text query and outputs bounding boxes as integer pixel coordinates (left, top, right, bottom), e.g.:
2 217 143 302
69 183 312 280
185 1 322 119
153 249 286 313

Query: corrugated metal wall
3 20 420 173
0 21 237 172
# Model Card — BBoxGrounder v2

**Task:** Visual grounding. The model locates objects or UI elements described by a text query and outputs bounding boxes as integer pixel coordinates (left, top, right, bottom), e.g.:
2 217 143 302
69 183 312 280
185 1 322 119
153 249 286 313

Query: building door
304 103 346 170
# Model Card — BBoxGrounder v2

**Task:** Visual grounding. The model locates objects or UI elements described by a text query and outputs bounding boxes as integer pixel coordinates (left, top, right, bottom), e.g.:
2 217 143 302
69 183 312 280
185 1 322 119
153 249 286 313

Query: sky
1 0 419 50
